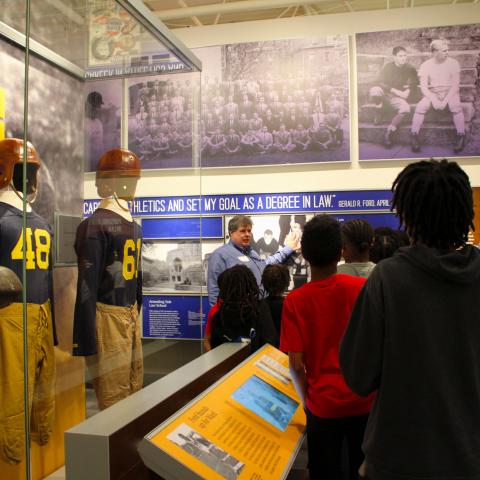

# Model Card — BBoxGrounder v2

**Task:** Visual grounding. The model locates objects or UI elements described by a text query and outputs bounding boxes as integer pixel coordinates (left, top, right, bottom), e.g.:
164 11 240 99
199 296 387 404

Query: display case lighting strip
0 20 85 80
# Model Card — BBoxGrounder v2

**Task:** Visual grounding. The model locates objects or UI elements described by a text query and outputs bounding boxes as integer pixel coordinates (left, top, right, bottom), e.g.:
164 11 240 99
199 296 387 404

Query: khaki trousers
0 301 55 464
86 302 143 410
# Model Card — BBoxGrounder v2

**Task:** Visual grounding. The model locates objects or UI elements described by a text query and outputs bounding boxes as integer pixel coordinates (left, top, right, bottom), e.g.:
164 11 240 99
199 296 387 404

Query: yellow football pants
0 301 55 464
86 302 143 410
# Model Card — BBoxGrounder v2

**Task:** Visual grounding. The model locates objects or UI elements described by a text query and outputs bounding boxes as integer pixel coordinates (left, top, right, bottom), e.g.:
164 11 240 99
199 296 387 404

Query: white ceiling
142 0 479 29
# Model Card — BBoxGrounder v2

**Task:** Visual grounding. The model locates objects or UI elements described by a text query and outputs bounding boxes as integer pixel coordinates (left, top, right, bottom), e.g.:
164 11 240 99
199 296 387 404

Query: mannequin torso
98 197 132 222
0 187 32 212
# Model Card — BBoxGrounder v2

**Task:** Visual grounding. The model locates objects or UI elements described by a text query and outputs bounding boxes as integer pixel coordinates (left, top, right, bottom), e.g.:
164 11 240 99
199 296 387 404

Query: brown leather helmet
0 138 41 189
95 148 141 179
95 148 141 199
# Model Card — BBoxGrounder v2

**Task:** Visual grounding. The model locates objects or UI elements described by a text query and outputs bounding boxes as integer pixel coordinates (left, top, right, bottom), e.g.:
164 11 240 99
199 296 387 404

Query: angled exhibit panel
139 344 306 480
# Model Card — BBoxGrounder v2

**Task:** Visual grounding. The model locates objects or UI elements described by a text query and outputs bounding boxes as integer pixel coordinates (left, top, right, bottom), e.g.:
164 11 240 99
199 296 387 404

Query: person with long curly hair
210 265 278 351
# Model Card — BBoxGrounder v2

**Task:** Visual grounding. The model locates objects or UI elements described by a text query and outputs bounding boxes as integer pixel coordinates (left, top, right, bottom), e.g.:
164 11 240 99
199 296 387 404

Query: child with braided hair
369 227 403 264
210 265 278 351
338 219 375 278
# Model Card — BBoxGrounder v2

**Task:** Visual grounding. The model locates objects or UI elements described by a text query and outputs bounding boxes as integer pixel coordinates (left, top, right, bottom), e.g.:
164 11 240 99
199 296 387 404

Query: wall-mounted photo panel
0 38 84 225
224 214 314 291
224 211 399 291
195 35 350 168
356 24 480 160
128 74 195 169
142 239 223 294
85 80 122 172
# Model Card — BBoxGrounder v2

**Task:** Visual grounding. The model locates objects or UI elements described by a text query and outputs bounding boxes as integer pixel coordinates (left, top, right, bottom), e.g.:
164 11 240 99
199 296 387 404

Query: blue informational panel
142 295 211 339
334 212 399 230
83 190 397 340
142 217 223 239
84 190 392 217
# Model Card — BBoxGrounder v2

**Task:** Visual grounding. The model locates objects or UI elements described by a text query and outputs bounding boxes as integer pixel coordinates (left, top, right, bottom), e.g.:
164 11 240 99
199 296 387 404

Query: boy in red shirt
280 215 374 480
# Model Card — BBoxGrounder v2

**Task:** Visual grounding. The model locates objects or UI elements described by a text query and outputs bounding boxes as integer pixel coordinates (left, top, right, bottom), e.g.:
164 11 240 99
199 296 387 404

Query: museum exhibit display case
0 1 202 478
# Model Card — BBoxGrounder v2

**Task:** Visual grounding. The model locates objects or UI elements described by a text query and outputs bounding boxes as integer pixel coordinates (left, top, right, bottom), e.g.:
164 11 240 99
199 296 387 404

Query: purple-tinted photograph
357 24 480 160
85 80 122 172
196 36 350 168
0 38 83 224
128 74 195 169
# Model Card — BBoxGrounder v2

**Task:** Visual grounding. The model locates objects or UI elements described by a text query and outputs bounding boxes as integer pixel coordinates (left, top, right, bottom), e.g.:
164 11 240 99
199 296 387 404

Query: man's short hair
430 38 448 52
301 215 342 268
392 46 406 56
228 215 253 234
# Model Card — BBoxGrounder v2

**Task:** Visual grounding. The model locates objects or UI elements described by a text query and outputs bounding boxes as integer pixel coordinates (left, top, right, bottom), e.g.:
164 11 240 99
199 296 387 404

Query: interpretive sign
84 189 392 217
139 344 306 480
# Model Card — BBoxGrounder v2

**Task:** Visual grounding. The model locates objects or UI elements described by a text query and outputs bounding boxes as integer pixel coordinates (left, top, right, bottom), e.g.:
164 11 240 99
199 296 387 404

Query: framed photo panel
85 80 122 172
142 239 223 294
195 35 350 168
356 24 480 160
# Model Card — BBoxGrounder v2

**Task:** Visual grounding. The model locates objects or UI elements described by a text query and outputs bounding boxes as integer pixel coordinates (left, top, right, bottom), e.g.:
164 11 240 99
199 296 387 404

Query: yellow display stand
0 268 86 479
0 87 5 140
0 353 85 480
141 344 306 480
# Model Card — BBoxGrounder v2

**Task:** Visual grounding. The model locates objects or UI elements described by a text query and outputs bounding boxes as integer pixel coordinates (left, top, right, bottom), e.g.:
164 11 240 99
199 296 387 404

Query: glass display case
0 1 202 478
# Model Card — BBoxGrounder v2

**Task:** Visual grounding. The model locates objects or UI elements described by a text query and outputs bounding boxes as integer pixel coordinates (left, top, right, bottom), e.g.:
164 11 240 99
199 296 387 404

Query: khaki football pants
86 302 143 410
0 301 55 464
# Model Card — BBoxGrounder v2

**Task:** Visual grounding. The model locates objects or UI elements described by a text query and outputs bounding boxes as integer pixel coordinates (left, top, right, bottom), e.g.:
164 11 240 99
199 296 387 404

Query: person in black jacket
210 265 278 351
261 264 290 337
340 159 480 480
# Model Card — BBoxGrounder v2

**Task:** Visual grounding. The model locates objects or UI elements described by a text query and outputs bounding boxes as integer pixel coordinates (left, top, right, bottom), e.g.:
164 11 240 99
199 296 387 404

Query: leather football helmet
0 138 41 190
95 148 141 200
96 148 141 179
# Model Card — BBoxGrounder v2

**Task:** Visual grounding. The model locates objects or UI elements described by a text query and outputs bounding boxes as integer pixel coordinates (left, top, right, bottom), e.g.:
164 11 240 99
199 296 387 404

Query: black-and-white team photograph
128 73 197 169
357 23 480 160
168 423 245 480
196 36 350 167
142 240 221 294
85 80 122 172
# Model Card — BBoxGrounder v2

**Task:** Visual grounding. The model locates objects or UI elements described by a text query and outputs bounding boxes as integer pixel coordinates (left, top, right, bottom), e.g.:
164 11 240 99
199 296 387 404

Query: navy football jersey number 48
11 227 51 270
0 202 54 305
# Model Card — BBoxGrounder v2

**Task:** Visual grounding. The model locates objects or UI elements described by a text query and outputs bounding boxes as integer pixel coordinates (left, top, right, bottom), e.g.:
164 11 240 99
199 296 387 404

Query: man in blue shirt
207 215 300 305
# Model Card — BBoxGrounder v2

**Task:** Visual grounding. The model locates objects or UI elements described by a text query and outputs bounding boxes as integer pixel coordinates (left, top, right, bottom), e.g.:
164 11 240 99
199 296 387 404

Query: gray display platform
65 343 249 480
